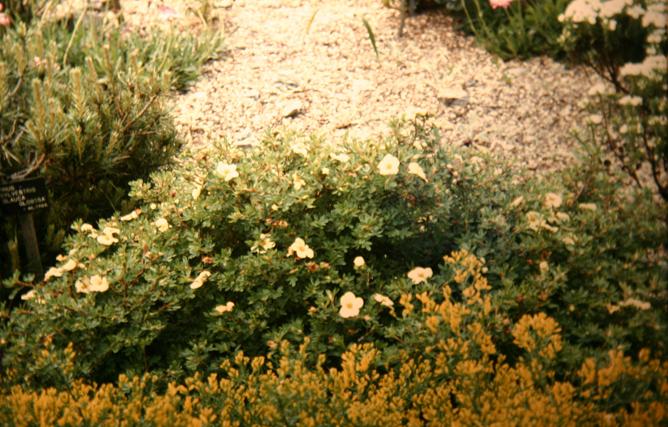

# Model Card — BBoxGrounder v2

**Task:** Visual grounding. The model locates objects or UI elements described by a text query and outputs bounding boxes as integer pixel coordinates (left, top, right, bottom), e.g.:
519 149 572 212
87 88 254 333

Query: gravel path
165 0 603 172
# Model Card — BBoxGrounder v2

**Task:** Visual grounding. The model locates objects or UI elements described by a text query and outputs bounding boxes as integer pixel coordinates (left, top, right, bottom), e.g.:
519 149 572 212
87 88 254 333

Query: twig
10 153 46 181
639 115 668 201
397 0 416 37
121 93 160 134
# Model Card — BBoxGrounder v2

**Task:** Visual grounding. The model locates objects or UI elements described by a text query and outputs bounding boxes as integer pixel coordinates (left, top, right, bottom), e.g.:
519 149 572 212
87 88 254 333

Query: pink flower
0 12 11 27
490 0 513 9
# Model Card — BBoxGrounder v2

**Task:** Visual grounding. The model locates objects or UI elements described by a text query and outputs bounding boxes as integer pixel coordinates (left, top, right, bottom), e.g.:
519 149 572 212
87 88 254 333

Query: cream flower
588 114 603 124
562 236 576 245
353 256 366 268
191 185 202 200
97 234 118 246
21 289 46 304
80 223 95 233
621 55 667 79
61 259 79 272
96 226 120 246
75 275 109 293
628 4 646 18
642 10 666 28
407 267 433 284
120 209 141 221
21 290 36 301
190 271 212 290
618 95 643 107
103 226 119 235
290 142 308 157
539 261 549 273
544 193 563 209
214 301 235 314
339 291 364 318
607 19 617 31
89 275 109 292
44 267 64 282
526 211 545 231
373 293 394 308
292 173 306 190
510 196 524 208
252 233 276 253
214 162 239 182
378 154 400 176
587 83 609 96
579 203 597 211
287 237 314 259
154 218 170 232
330 152 350 163
407 162 428 181
555 212 570 222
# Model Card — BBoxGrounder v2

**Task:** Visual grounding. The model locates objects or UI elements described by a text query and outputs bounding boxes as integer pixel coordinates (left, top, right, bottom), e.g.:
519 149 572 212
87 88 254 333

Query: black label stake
1 177 49 281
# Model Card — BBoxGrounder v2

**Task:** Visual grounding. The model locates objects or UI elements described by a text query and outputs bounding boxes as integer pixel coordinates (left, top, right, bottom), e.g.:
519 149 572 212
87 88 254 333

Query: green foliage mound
0 7 223 280
460 0 570 59
2 120 665 390
383 0 570 59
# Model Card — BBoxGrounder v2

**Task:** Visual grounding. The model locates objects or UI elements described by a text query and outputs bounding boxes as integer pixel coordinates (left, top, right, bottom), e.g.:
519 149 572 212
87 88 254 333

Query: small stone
216 0 234 8
438 87 469 106
280 100 304 118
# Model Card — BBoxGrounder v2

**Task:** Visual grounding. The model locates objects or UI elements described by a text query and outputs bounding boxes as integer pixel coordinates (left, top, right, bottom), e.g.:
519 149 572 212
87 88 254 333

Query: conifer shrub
0 8 223 281
1 120 664 390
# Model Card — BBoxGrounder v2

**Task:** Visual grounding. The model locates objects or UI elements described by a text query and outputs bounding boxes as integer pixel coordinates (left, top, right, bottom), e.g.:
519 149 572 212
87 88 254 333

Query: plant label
0 177 49 214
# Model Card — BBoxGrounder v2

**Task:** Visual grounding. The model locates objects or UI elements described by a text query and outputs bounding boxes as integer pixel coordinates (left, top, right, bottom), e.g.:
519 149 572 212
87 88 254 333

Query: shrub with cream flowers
1 120 665 397
560 0 667 199
2 250 666 424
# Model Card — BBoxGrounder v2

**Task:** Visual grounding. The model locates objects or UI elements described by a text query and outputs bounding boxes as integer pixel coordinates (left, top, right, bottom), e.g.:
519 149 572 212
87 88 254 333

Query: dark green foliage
461 0 571 59
384 0 570 59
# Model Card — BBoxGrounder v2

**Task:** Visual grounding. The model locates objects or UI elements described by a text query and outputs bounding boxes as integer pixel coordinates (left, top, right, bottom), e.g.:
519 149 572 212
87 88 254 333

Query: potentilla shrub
1 256 666 425
0 11 222 283
558 0 665 90
560 0 667 201
2 120 665 389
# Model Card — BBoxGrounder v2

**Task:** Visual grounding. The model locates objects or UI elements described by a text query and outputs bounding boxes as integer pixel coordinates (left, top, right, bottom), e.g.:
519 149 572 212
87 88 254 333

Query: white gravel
165 0 605 172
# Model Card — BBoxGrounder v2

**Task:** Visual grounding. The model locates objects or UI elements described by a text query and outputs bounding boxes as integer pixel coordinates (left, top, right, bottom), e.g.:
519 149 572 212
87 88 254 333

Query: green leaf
362 18 379 59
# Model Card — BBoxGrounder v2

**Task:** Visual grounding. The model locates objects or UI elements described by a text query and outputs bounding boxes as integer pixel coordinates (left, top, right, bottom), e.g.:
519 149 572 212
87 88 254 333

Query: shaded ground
129 0 604 171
